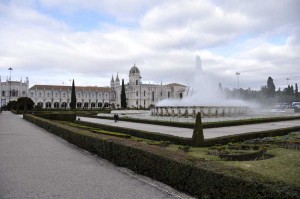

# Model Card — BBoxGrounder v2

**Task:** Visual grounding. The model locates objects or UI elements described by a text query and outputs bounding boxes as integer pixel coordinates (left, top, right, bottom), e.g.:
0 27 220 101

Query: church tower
110 74 115 88
129 64 141 86
115 73 120 86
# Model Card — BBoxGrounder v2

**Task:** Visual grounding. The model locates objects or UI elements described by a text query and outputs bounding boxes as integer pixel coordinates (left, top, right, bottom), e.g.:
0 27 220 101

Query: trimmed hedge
80 115 300 129
35 113 76 122
219 150 266 161
75 120 192 146
23 114 300 198
75 119 300 147
203 126 300 147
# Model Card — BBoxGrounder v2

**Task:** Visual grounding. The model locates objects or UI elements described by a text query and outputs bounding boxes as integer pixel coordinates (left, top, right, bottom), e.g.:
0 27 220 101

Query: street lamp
139 76 142 109
286 78 290 86
235 72 240 89
8 67 13 102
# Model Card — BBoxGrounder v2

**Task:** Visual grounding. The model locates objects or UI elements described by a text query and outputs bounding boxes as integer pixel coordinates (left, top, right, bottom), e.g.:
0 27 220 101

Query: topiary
192 112 204 146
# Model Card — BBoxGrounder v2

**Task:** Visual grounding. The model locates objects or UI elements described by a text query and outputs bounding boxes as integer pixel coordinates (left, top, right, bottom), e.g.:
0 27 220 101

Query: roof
167 83 186 87
29 85 112 92
129 65 140 74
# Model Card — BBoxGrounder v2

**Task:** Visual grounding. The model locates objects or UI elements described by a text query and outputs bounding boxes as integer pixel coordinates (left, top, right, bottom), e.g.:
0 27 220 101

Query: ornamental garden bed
24 114 300 198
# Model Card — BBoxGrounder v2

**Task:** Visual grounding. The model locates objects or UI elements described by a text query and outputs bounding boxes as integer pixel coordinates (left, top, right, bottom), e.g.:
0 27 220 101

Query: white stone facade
12 65 185 109
111 65 186 108
29 85 114 109
0 77 29 107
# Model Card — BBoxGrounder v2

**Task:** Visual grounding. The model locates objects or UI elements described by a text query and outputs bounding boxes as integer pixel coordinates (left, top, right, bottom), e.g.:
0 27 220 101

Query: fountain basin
151 106 249 117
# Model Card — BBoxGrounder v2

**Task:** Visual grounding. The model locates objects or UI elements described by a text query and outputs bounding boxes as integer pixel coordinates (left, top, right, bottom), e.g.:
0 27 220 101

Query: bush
192 112 204 146
75 120 192 146
35 113 76 122
81 115 300 129
219 150 267 161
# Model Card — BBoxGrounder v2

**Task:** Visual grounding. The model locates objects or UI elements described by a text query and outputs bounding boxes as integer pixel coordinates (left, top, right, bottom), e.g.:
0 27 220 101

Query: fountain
151 55 249 117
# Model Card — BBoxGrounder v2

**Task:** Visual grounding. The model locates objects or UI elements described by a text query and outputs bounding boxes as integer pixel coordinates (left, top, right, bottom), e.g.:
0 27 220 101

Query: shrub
192 112 204 146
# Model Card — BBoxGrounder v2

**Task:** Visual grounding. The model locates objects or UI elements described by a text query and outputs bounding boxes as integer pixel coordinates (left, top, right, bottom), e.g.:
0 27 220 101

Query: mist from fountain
156 55 250 107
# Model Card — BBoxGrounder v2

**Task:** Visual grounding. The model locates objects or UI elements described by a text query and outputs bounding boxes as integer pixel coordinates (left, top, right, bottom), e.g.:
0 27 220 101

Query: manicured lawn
222 148 300 187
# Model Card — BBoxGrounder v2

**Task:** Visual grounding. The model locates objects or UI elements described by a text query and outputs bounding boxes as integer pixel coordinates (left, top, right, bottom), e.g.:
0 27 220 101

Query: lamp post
235 72 240 89
8 67 13 102
139 76 142 109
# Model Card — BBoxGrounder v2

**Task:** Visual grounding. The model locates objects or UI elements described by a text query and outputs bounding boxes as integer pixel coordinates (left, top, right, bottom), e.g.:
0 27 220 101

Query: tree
192 112 204 146
267 77 275 97
295 83 299 99
121 79 127 108
70 79 77 109
17 97 34 111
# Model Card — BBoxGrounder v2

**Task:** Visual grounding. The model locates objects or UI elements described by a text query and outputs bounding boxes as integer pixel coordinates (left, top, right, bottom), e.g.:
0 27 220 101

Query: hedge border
79 114 300 129
75 119 300 147
23 114 300 198
75 120 192 146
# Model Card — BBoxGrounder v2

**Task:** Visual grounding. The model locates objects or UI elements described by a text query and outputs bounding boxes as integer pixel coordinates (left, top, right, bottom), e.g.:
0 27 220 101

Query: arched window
54 102 59 108
46 102 51 108
77 102 82 108
98 102 102 108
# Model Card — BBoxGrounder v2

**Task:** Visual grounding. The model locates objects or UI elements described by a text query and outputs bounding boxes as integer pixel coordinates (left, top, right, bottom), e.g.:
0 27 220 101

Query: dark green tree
192 112 204 146
70 79 77 109
267 77 275 97
295 83 299 99
17 97 34 111
121 79 127 108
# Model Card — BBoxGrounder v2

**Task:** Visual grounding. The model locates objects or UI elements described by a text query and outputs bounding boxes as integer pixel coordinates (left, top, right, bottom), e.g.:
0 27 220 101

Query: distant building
0 77 29 106
111 64 186 108
29 85 114 109
24 64 186 109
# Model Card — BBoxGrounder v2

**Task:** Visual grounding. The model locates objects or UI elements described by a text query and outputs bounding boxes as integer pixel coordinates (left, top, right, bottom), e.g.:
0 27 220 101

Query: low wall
152 106 249 117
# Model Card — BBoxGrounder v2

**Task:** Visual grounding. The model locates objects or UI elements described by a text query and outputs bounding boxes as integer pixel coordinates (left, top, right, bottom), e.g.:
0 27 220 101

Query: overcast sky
0 0 299 90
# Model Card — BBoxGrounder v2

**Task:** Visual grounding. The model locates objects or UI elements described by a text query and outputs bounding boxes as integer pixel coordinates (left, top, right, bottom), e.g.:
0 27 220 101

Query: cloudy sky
0 0 299 90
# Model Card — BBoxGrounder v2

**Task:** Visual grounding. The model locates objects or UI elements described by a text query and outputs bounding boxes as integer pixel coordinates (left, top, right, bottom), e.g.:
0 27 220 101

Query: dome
129 65 140 75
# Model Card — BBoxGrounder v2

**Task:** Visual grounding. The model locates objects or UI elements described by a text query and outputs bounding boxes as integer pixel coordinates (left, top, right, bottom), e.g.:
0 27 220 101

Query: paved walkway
0 112 192 199
79 117 300 139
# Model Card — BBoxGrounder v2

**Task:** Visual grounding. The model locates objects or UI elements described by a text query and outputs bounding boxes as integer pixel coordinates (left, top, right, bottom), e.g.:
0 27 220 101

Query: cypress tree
267 77 275 97
121 79 127 108
192 112 204 146
295 83 299 99
70 79 76 109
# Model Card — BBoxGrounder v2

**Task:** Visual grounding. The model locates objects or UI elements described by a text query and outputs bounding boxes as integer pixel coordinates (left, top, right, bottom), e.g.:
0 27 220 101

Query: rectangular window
152 91 154 101
144 91 146 97
168 91 170 98
136 91 138 96
2 91 5 96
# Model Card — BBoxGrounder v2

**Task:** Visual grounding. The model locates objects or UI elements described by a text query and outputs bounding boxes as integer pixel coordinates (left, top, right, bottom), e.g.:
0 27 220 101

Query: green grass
222 148 300 187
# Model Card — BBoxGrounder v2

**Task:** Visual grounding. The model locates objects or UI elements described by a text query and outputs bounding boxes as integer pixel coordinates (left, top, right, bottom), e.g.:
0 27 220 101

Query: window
30 92 34 97
152 91 154 101
2 91 5 96
11 90 18 97
55 93 58 97
168 91 170 98
47 93 50 97
63 93 66 98
22 91 26 95
136 91 138 96
39 92 42 97
144 91 146 97
160 92 162 97
136 80 138 85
